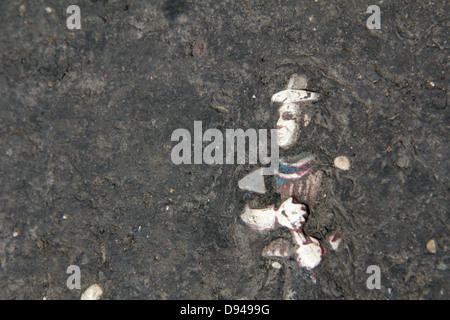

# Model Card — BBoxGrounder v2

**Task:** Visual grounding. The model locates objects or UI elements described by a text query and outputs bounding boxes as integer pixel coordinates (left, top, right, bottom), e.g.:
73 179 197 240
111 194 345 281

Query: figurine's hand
275 197 308 230
240 205 277 231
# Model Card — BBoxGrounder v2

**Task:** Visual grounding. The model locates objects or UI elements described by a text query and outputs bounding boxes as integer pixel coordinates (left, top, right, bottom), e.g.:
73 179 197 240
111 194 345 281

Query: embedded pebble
334 156 350 170
19 5 26 16
81 284 103 300
395 155 410 168
426 239 437 254
437 262 447 271
271 261 282 269
210 105 229 114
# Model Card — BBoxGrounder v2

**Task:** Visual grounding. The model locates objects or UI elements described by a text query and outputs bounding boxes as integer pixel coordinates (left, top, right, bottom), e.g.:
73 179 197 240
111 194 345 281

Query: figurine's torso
275 153 323 206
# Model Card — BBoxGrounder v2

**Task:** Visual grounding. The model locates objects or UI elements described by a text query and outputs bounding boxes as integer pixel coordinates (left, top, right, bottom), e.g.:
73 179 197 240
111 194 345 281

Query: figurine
240 74 327 270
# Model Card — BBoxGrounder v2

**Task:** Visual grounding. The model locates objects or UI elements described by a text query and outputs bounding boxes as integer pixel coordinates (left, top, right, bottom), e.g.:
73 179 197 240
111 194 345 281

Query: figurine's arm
240 204 277 231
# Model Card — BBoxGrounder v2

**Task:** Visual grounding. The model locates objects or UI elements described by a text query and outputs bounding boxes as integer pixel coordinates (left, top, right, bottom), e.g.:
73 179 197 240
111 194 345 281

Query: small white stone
426 239 437 254
334 156 350 170
81 284 103 300
12 231 19 237
45 7 53 13
271 261 282 269
19 5 26 15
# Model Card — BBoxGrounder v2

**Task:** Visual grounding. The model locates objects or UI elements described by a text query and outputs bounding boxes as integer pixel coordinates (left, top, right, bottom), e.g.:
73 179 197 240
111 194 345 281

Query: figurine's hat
271 74 320 103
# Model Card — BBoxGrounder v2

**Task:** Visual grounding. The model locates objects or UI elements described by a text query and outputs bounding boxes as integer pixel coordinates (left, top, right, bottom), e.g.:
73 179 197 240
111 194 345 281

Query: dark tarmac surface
0 0 448 299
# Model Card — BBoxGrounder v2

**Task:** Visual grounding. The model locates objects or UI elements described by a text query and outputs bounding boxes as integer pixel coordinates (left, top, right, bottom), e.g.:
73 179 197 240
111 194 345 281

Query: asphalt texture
0 0 448 299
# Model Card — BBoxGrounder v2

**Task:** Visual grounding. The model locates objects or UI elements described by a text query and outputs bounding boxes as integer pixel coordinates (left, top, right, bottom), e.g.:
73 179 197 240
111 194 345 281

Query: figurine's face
276 103 310 148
